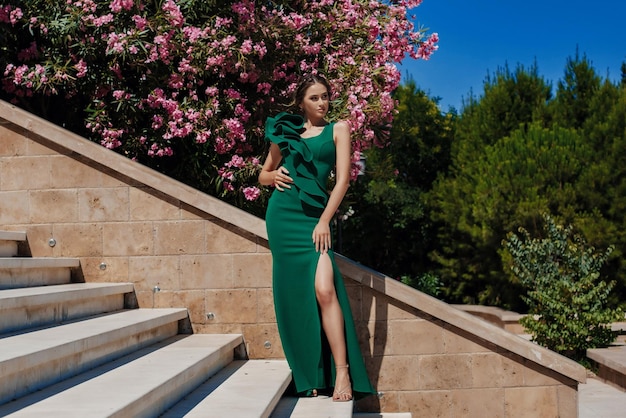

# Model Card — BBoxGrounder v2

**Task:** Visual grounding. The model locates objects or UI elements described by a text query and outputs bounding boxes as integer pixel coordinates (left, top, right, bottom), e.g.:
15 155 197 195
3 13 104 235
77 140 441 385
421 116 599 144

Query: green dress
264 112 376 398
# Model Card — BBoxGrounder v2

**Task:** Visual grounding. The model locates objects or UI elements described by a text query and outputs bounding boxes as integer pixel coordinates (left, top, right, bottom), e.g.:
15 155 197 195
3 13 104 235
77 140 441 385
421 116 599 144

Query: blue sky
400 0 626 111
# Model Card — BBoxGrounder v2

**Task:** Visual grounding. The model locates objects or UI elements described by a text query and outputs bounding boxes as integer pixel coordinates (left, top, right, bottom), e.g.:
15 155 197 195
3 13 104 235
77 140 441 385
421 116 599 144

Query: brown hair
293 74 332 111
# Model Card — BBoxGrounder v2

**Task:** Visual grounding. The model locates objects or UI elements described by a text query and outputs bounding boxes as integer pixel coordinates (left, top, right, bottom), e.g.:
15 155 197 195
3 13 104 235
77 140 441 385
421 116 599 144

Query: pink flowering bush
0 0 437 212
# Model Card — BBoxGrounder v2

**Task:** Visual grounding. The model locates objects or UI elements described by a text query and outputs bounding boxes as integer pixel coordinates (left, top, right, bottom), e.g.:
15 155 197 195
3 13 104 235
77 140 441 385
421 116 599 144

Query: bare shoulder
333 120 351 141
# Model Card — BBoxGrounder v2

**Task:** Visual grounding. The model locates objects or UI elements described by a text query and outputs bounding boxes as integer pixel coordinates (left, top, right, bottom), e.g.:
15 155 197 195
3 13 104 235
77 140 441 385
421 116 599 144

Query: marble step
0 257 80 289
0 334 244 417
0 307 188 404
163 359 291 418
271 396 354 418
0 282 134 333
0 231 26 257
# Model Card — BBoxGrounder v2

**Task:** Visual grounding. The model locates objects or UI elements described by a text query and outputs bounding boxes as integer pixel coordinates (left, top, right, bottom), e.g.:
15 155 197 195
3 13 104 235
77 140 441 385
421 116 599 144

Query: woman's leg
315 253 353 401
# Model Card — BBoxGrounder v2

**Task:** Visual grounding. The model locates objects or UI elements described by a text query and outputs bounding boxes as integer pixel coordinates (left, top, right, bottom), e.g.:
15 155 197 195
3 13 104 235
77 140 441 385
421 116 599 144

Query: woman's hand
312 220 332 254
273 166 293 191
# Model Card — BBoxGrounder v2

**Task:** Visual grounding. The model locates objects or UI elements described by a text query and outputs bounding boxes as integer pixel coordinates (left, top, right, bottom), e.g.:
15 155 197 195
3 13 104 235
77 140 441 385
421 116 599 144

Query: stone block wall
0 108 585 417
0 123 281 358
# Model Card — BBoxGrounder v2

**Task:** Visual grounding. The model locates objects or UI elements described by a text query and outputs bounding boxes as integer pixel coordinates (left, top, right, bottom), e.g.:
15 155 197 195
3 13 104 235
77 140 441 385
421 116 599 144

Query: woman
259 75 375 401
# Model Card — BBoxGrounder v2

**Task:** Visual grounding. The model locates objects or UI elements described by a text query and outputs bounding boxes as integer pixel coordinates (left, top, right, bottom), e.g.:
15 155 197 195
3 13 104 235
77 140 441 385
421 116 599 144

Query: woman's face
300 82 329 120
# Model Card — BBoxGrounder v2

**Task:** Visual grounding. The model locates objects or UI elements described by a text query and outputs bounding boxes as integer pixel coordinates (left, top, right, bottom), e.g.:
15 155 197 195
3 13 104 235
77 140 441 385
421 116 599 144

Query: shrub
504 214 623 361
400 272 442 297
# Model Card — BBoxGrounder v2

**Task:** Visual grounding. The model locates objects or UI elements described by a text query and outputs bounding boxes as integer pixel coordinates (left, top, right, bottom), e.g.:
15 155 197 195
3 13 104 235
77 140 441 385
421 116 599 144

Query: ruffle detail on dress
265 112 328 211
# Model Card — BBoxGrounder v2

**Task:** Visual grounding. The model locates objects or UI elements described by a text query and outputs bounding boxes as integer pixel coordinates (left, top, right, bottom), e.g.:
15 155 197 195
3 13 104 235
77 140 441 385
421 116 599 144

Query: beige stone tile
376 355 420 391
349 287 370 325
470 353 505 388
153 290 203 322
22 224 54 257
388 319 444 355
49 156 103 188
26 138 57 155
102 222 154 256
443 325 491 354
128 256 180 292
135 290 153 308
129 187 181 221
154 220 206 255
523 360 565 386
233 253 272 288
0 156 51 190
30 189 78 223
354 320 374 361
78 187 130 222
181 205 205 220
257 288 276 323
0 125 28 156
80 256 129 283
180 254 234 289
504 386 558 418
419 354 473 390
0 191 29 224
256 242 271 253
243 323 283 359
204 289 258 324
53 223 103 257
206 222 256 254
362 290 420 323
500 352 526 387
364 319 390 356
194 323 244 335
99 169 129 188
450 388 505 417
557 384 578 418
397 390 451 418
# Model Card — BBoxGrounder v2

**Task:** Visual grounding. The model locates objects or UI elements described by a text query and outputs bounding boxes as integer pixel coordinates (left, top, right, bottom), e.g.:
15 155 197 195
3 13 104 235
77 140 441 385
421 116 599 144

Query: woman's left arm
312 121 352 253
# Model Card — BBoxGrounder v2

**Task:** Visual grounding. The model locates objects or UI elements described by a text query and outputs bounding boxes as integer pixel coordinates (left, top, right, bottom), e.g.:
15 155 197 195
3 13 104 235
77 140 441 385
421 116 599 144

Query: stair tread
0 257 80 268
0 231 26 241
0 334 243 417
164 359 291 418
0 282 134 308
0 308 188 373
587 344 626 374
271 396 353 418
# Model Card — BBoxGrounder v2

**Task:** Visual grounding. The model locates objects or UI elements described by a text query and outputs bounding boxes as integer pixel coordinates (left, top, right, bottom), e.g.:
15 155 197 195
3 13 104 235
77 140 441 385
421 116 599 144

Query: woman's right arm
258 143 293 191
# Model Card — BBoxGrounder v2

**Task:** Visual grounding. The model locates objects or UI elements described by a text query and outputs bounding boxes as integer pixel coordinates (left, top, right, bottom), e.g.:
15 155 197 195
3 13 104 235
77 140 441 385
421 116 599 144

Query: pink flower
226 155 245 168
132 15 148 30
162 0 184 27
416 32 439 60
242 186 261 201
240 39 253 55
109 0 134 13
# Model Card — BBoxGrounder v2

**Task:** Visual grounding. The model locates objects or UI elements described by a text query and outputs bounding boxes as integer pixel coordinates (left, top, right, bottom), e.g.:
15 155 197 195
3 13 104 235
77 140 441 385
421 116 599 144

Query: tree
0 0 438 213
429 64 552 308
340 80 454 280
549 50 602 129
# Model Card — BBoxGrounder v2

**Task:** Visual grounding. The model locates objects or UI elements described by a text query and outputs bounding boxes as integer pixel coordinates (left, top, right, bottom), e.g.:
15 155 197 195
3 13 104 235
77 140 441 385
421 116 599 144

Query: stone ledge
336 254 588 385
587 344 626 390
452 304 526 334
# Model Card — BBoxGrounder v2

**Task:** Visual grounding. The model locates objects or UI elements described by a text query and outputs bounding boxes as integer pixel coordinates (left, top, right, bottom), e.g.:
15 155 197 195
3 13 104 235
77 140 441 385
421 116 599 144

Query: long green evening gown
264 112 376 398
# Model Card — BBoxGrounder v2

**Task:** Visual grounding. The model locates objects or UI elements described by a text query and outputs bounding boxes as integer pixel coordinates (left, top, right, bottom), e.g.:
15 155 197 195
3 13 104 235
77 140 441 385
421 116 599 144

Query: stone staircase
0 230 409 417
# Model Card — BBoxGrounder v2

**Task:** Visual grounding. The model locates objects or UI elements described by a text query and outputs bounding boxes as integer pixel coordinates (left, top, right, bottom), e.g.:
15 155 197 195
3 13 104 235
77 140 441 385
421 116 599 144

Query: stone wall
0 104 586 417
